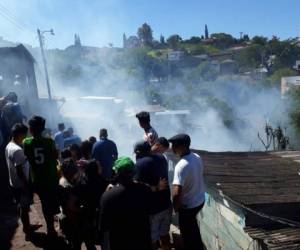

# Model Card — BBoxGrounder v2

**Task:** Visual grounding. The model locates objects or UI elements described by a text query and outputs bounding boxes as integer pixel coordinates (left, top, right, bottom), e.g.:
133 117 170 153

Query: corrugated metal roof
0 44 35 63
195 150 300 205
188 150 300 249
245 227 300 250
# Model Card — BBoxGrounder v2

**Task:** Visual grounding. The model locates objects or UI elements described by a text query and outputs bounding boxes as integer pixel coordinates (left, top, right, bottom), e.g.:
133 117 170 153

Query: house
250 67 269 80
211 60 221 72
293 60 300 71
281 76 300 96
123 35 141 49
168 51 185 61
193 54 209 60
220 59 236 74
227 45 249 52
0 44 39 112
169 150 300 250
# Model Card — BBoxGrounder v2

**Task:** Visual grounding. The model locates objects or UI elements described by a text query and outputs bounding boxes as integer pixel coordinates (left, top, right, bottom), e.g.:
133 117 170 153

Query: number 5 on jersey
34 148 45 164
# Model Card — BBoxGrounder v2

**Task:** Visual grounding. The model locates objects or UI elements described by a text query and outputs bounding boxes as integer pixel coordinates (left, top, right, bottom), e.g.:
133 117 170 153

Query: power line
0 2 35 34
0 2 36 38
0 8 24 31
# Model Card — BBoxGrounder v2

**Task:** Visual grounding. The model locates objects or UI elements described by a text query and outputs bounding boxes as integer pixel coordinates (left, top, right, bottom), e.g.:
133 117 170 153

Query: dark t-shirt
23 137 58 189
99 182 153 250
135 154 171 213
92 139 118 179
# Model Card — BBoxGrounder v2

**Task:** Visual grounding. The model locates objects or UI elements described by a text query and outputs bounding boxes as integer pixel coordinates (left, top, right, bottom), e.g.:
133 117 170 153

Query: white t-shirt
5 141 29 188
173 152 205 209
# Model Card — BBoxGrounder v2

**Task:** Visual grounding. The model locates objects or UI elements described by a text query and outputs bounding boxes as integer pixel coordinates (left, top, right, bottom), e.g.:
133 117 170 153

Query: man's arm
172 161 185 212
151 178 168 192
172 184 183 212
112 142 118 160
91 144 97 159
14 150 29 186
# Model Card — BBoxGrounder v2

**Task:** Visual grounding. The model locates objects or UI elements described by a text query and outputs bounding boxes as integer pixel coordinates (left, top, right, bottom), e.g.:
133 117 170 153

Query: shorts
150 208 172 242
12 187 33 209
35 186 60 216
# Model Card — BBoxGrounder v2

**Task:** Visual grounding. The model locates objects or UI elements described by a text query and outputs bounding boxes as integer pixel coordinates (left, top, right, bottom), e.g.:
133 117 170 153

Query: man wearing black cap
169 134 205 250
23 116 59 237
135 111 158 146
134 140 171 250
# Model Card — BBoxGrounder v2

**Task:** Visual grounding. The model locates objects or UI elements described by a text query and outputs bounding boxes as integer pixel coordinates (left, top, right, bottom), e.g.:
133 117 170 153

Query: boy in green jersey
23 116 59 236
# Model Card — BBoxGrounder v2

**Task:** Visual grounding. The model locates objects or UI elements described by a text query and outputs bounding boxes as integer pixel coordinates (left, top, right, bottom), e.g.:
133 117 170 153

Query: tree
234 44 265 71
266 68 298 87
167 34 182 49
267 39 300 71
184 36 201 44
197 61 218 81
74 34 81 47
210 33 236 49
205 24 209 39
252 36 268 46
242 34 250 42
137 23 153 46
187 61 218 82
160 34 165 44
120 47 162 80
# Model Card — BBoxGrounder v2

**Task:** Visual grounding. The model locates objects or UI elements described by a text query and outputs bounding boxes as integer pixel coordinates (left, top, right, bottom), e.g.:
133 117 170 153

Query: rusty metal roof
195 150 300 205
245 227 300 250
191 150 300 249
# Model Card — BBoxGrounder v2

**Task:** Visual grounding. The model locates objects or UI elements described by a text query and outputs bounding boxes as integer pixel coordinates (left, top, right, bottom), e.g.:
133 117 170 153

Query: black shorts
35 186 60 216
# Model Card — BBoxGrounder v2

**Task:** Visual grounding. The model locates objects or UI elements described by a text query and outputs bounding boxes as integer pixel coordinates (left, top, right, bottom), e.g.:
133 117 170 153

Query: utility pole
239 32 243 40
37 29 53 101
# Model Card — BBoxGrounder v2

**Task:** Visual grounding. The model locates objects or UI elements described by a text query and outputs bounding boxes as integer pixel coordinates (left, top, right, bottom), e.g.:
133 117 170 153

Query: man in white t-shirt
169 133 205 250
5 123 32 239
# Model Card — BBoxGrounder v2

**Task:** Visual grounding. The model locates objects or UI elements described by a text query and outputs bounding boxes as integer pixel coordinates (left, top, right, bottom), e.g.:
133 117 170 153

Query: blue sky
0 0 300 49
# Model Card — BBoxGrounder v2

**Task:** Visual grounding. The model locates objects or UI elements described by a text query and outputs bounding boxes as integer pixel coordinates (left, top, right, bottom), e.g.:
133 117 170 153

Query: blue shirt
54 131 64 151
92 138 118 179
64 135 82 148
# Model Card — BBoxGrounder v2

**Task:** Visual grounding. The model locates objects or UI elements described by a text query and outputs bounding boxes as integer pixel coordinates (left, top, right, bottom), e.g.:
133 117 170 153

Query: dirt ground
11 196 178 250
11 196 101 250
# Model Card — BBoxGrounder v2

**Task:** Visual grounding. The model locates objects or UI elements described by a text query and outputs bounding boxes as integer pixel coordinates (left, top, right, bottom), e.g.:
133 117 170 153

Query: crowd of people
3 98 206 250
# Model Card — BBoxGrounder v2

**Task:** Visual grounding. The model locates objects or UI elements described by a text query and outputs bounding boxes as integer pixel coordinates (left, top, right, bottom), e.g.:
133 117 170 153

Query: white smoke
0 0 293 155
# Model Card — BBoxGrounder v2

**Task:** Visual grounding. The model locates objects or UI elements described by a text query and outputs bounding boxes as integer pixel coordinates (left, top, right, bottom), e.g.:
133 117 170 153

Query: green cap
113 157 135 174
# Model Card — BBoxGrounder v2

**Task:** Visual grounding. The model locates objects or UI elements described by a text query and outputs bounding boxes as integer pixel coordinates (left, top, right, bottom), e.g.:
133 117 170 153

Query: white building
293 60 300 71
281 76 300 96
168 51 184 61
